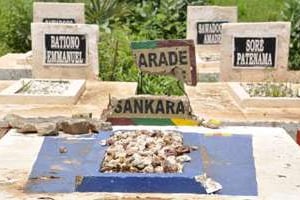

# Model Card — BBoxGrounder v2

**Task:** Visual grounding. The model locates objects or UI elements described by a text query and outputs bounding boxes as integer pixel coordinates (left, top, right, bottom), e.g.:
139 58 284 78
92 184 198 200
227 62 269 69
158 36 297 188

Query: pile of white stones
17 80 70 95
100 130 196 173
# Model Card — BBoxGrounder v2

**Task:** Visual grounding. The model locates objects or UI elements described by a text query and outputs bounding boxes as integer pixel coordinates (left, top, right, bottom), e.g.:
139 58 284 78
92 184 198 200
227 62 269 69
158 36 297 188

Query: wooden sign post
103 39 198 126
131 40 197 86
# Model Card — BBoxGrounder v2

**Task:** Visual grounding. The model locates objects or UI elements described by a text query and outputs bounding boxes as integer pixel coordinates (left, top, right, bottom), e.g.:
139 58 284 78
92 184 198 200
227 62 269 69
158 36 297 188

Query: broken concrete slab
2 114 112 135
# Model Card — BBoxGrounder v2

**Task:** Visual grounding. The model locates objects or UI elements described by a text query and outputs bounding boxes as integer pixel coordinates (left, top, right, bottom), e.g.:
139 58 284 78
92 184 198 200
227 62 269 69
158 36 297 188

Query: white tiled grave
0 79 85 104
228 82 300 108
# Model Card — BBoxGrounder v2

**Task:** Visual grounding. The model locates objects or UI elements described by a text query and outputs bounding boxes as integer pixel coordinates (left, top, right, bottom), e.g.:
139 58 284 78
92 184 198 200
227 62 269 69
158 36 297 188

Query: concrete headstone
33 2 85 24
220 22 291 82
186 6 237 74
31 23 99 79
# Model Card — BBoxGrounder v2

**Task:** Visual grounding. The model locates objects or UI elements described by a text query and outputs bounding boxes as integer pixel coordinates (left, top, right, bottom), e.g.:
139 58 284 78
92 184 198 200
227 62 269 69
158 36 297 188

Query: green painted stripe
132 118 174 126
131 41 157 50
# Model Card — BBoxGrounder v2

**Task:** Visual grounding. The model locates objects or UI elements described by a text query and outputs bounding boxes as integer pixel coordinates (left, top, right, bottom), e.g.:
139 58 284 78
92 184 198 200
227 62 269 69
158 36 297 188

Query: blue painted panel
25 134 98 193
76 176 205 193
201 135 258 196
25 131 257 196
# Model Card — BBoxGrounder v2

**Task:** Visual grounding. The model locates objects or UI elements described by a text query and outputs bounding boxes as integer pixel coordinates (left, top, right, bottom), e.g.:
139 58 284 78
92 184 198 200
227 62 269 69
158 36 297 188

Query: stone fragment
195 173 222 194
18 123 37 133
72 112 92 119
89 119 112 132
61 119 90 135
36 122 58 136
0 120 9 128
2 114 111 135
4 114 25 128
59 146 68 154
100 140 107 146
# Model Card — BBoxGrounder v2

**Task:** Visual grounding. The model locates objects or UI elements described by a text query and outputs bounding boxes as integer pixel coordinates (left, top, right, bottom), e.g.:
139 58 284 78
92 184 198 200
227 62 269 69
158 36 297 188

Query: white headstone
31 23 99 79
220 22 291 82
33 2 85 24
187 6 237 61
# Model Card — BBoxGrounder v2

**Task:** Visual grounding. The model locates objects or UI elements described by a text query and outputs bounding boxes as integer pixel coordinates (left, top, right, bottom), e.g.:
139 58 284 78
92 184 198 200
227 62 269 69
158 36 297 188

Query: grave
104 39 198 126
33 2 85 24
0 78 85 104
228 82 300 108
186 6 237 81
0 2 87 80
220 22 294 82
25 128 257 196
31 23 99 79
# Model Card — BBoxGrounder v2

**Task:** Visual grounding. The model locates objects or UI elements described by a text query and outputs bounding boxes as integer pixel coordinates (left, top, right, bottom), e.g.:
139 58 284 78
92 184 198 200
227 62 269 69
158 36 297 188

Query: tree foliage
281 0 300 70
0 0 32 54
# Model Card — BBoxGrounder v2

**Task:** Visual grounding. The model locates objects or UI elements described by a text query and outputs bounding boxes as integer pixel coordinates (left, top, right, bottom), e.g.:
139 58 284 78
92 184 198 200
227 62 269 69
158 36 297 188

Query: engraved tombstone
186 6 237 78
220 22 291 82
33 2 85 24
31 23 99 79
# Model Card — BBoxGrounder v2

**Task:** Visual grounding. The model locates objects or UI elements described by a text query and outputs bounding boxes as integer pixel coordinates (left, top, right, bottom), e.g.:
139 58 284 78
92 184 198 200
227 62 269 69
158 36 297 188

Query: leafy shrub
0 0 33 54
124 0 207 40
89 0 206 95
137 74 185 96
98 27 138 82
281 0 300 70
85 0 131 32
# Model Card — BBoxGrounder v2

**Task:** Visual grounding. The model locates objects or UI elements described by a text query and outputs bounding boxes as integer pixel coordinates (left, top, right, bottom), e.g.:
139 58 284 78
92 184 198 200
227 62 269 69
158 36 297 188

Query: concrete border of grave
0 79 85 104
0 53 32 80
31 23 99 79
16 51 32 65
227 82 300 108
33 2 85 24
220 22 292 82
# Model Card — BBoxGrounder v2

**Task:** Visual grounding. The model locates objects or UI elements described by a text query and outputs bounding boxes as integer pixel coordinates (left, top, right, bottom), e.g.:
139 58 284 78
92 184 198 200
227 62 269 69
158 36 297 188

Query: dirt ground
0 80 299 140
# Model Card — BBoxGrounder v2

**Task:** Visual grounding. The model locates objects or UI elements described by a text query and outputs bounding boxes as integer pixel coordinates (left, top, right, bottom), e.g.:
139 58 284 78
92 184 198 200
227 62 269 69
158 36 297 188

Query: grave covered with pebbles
100 130 197 173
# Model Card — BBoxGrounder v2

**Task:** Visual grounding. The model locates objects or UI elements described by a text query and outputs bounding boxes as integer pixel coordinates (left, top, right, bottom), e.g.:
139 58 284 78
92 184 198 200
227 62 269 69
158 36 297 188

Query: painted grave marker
33 2 85 24
220 22 291 82
104 95 193 119
31 23 99 79
131 40 197 86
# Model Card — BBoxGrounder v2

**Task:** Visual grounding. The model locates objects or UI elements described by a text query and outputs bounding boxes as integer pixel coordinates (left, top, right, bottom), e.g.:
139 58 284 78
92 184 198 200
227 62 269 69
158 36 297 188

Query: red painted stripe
156 39 194 48
107 118 134 125
297 129 300 146
189 42 197 86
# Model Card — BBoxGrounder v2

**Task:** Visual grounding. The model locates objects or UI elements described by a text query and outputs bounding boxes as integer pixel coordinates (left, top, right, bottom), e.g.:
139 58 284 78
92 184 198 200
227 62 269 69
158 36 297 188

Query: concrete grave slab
31 23 99 79
33 2 85 24
25 130 257 196
0 79 85 104
227 82 300 108
0 53 32 80
1 126 300 199
16 51 32 66
187 6 237 80
220 22 292 82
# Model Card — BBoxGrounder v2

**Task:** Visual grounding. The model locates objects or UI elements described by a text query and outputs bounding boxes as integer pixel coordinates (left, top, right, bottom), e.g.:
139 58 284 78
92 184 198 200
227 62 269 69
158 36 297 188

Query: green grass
208 0 285 22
